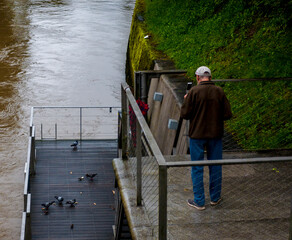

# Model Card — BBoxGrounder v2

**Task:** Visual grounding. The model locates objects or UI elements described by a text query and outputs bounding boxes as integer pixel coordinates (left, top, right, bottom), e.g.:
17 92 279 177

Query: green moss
126 0 167 86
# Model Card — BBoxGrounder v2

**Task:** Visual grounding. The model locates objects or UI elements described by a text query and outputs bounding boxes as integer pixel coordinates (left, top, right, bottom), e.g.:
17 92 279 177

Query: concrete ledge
113 153 292 239
113 158 155 240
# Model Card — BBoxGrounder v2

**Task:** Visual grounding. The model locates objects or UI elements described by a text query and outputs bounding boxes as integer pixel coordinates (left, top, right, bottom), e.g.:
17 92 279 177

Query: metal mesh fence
217 79 292 151
32 107 120 140
121 81 292 239
127 100 159 238
167 161 292 239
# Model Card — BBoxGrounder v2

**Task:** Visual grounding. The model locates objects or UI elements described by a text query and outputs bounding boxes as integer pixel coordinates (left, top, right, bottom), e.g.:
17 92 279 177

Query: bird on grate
86 173 97 181
41 201 55 214
66 199 77 207
54 196 64 205
70 140 78 150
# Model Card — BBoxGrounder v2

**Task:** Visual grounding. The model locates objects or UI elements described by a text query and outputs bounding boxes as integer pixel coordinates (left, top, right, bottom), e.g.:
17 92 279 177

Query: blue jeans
190 138 222 206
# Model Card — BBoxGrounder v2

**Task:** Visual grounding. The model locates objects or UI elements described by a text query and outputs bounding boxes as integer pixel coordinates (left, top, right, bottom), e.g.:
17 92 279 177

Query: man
180 66 232 210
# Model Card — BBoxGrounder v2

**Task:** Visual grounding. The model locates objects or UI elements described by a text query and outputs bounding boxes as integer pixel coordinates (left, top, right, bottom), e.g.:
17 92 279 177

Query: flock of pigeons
41 141 98 215
41 198 77 215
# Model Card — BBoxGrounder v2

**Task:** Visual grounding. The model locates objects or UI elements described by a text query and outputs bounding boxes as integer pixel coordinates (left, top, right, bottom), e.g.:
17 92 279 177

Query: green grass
144 0 292 79
140 0 292 150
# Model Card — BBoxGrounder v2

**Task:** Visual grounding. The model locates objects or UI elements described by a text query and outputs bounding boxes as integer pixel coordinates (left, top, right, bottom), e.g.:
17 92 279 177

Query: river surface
0 0 135 238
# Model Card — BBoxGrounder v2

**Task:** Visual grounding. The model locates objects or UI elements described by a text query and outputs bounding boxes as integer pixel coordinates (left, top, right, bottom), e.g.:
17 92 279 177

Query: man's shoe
187 199 205 210
210 197 222 206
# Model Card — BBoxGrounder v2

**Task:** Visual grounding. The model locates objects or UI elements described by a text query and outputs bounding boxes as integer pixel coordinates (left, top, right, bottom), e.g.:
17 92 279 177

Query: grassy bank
130 0 291 150
144 0 292 79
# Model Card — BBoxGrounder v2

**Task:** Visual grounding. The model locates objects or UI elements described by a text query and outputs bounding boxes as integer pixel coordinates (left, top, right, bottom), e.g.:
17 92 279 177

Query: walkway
30 140 118 240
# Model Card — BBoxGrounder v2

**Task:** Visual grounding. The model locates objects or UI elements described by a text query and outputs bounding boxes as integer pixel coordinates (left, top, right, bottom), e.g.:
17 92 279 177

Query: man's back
181 81 232 139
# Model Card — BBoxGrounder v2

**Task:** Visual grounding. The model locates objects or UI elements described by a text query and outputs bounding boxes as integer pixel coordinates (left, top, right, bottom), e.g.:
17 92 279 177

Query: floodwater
0 0 135 238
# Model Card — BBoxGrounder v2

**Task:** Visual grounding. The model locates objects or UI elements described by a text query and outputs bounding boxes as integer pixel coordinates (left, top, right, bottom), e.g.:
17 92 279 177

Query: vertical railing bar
41 124 43 140
159 165 167 240
55 123 57 140
29 107 34 136
289 194 292 240
136 120 142 206
80 107 82 145
121 86 129 160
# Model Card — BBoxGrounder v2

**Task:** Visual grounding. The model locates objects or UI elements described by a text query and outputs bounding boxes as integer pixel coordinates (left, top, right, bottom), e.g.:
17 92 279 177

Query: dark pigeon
54 196 64 205
66 199 77 207
86 173 97 181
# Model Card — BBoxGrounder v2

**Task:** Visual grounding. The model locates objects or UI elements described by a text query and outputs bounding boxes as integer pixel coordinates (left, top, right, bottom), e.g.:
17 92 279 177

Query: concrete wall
147 61 190 155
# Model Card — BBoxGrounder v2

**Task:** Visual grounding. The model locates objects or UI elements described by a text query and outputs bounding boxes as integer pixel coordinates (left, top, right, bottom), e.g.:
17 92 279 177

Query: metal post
121 86 128 160
41 124 43 140
134 71 141 99
31 134 36 175
80 108 82 145
136 120 142 206
141 72 147 103
289 193 292 240
159 164 167 240
55 123 57 140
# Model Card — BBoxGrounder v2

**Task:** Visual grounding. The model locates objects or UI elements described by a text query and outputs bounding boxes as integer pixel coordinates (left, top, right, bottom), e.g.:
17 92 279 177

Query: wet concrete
113 152 292 240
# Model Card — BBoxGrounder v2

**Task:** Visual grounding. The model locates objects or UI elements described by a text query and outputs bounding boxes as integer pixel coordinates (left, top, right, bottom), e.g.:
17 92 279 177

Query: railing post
159 164 167 240
80 107 82 145
136 120 142 206
289 194 292 240
31 133 36 175
141 72 147 103
121 85 128 160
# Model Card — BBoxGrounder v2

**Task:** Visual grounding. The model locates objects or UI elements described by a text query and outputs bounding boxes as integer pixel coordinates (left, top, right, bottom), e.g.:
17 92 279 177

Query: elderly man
180 66 232 210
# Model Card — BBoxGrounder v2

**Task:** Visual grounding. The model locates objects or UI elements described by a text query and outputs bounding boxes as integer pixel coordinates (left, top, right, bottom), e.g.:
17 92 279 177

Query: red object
129 99 149 147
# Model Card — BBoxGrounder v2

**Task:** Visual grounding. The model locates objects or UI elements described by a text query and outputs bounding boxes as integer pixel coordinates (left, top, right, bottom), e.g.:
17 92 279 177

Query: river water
0 0 135 238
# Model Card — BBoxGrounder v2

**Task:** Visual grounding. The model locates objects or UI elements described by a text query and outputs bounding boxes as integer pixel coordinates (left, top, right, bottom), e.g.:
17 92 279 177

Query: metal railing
121 82 292 239
21 106 120 240
31 106 120 140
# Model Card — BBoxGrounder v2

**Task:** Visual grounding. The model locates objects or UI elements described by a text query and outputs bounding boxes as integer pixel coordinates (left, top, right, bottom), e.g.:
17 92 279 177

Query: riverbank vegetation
128 0 291 150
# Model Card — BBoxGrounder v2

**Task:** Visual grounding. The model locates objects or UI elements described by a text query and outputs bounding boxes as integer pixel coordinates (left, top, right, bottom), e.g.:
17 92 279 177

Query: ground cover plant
142 0 292 149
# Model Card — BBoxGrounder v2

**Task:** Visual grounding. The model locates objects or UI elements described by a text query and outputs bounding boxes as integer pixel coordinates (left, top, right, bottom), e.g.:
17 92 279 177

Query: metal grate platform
30 140 118 240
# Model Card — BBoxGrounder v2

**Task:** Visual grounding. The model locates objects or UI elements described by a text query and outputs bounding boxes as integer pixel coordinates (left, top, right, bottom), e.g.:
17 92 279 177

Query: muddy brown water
0 0 135 238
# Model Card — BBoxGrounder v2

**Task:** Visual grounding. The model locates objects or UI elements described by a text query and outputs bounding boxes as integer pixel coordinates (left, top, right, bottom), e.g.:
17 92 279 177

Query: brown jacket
180 81 232 139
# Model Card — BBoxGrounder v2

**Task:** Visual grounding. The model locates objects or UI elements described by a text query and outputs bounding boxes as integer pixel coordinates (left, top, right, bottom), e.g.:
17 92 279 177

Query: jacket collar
198 81 214 85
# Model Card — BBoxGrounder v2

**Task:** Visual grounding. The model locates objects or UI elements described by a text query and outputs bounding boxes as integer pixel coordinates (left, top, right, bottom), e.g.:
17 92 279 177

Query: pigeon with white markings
54 196 64 205
70 141 78 150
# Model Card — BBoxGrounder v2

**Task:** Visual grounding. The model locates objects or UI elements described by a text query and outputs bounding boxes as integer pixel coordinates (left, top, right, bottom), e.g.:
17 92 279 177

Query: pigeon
70 141 78 149
78 176 84 181
66 199 77 207
41 201 55 214
54 196 64 205
86 173 97 181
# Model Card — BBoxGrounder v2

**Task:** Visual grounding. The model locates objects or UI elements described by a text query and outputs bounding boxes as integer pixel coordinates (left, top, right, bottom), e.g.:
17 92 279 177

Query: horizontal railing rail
31 106 120 141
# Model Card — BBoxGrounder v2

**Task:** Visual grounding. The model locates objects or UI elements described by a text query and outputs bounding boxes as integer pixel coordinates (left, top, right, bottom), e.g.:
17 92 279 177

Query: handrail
122 82 166 165
166 156 292 167
32 106 120 109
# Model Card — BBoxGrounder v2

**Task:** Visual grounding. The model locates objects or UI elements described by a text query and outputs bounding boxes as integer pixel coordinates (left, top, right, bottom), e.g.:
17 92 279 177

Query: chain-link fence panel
167 161 292 239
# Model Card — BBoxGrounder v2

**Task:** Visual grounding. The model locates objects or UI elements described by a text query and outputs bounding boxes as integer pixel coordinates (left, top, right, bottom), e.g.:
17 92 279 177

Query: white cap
195 66 211 76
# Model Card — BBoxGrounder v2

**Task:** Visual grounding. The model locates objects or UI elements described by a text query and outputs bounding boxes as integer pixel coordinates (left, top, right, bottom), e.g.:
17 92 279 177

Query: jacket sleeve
180 92 194 120
223 94 232 120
